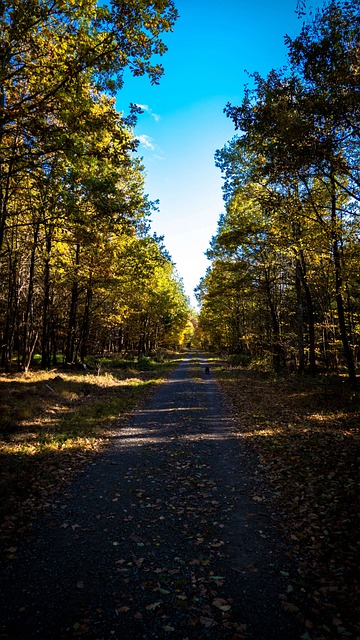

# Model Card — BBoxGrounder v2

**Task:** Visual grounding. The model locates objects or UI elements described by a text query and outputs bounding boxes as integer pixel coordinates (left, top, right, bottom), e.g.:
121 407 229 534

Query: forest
197 0 360 390
0 0 191 373
2 0 359 383
0 2 359 638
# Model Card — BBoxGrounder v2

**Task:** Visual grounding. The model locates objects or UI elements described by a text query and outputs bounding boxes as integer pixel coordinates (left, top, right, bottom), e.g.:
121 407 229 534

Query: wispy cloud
135 103 161 122
136 134 156 151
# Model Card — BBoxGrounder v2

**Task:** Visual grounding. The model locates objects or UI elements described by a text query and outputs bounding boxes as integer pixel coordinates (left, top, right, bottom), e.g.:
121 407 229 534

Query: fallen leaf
213 598 231 612
134 558 144 567
210 540 224 548
282 602 299 612
145 602 162 611
200 616 217 628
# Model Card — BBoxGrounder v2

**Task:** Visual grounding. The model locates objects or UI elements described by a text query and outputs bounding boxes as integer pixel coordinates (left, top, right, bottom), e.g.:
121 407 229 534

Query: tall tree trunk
299 250 317 374
1 244 18 371
79 283 92 363
23 332 39 373
22 221 40 369
0 82 7 254
331 174 357 389
137 316 148 357
295 258 305 373
264 268 285 373
41 227 52 369
65 243 80 363
292 218 316 374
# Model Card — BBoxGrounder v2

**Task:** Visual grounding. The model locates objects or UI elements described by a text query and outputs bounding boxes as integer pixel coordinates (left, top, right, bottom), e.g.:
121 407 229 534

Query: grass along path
0 354 182 549
210 356 360 640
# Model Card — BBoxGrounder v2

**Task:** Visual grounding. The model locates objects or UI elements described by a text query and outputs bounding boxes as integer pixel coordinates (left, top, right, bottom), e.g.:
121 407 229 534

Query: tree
0 0 186 371
214 0 360 385
0 0 178 252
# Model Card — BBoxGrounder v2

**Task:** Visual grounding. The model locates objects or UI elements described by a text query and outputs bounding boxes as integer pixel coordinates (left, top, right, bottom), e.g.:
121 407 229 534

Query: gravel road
0 353 302 640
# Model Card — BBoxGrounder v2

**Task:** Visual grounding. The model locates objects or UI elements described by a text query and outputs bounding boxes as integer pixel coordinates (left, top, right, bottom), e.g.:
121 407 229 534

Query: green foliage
199 0 360 382
228 353 252 367
136 356 154 371
0 0 189 372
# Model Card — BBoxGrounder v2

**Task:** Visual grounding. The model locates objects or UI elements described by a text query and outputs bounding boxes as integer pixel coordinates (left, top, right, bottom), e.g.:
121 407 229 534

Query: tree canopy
0 0 192 371
198 0 360 387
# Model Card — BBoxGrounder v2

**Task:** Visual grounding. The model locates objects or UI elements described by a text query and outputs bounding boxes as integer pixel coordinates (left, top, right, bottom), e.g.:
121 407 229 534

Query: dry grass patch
0 355 179 548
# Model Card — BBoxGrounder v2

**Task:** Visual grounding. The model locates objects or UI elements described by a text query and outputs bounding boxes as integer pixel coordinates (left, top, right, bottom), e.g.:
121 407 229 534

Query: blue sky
117 0 323 308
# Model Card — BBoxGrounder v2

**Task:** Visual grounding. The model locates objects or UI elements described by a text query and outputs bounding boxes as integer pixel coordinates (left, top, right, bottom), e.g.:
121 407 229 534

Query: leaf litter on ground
214 360 360 640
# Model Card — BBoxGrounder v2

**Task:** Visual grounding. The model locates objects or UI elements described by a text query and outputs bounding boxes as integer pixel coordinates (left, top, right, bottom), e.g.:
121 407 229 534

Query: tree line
197 0 360 388
0 0 191 372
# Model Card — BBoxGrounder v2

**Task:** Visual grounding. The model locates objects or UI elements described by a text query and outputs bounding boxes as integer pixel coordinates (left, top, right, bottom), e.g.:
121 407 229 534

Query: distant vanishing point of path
0 353 302 639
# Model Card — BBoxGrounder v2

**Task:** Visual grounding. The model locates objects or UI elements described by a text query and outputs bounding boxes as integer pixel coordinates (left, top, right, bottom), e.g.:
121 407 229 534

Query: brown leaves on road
96 424 252 639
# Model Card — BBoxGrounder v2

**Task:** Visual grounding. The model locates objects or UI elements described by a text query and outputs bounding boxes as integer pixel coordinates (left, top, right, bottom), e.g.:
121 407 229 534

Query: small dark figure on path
205 366 210 374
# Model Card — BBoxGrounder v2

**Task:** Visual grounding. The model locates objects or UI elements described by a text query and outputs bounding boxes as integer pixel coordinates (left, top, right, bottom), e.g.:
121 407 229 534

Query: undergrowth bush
228 353 252 367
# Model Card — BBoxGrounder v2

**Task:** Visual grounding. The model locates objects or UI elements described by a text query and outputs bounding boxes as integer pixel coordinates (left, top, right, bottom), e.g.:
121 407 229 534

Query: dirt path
0 354 302 640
